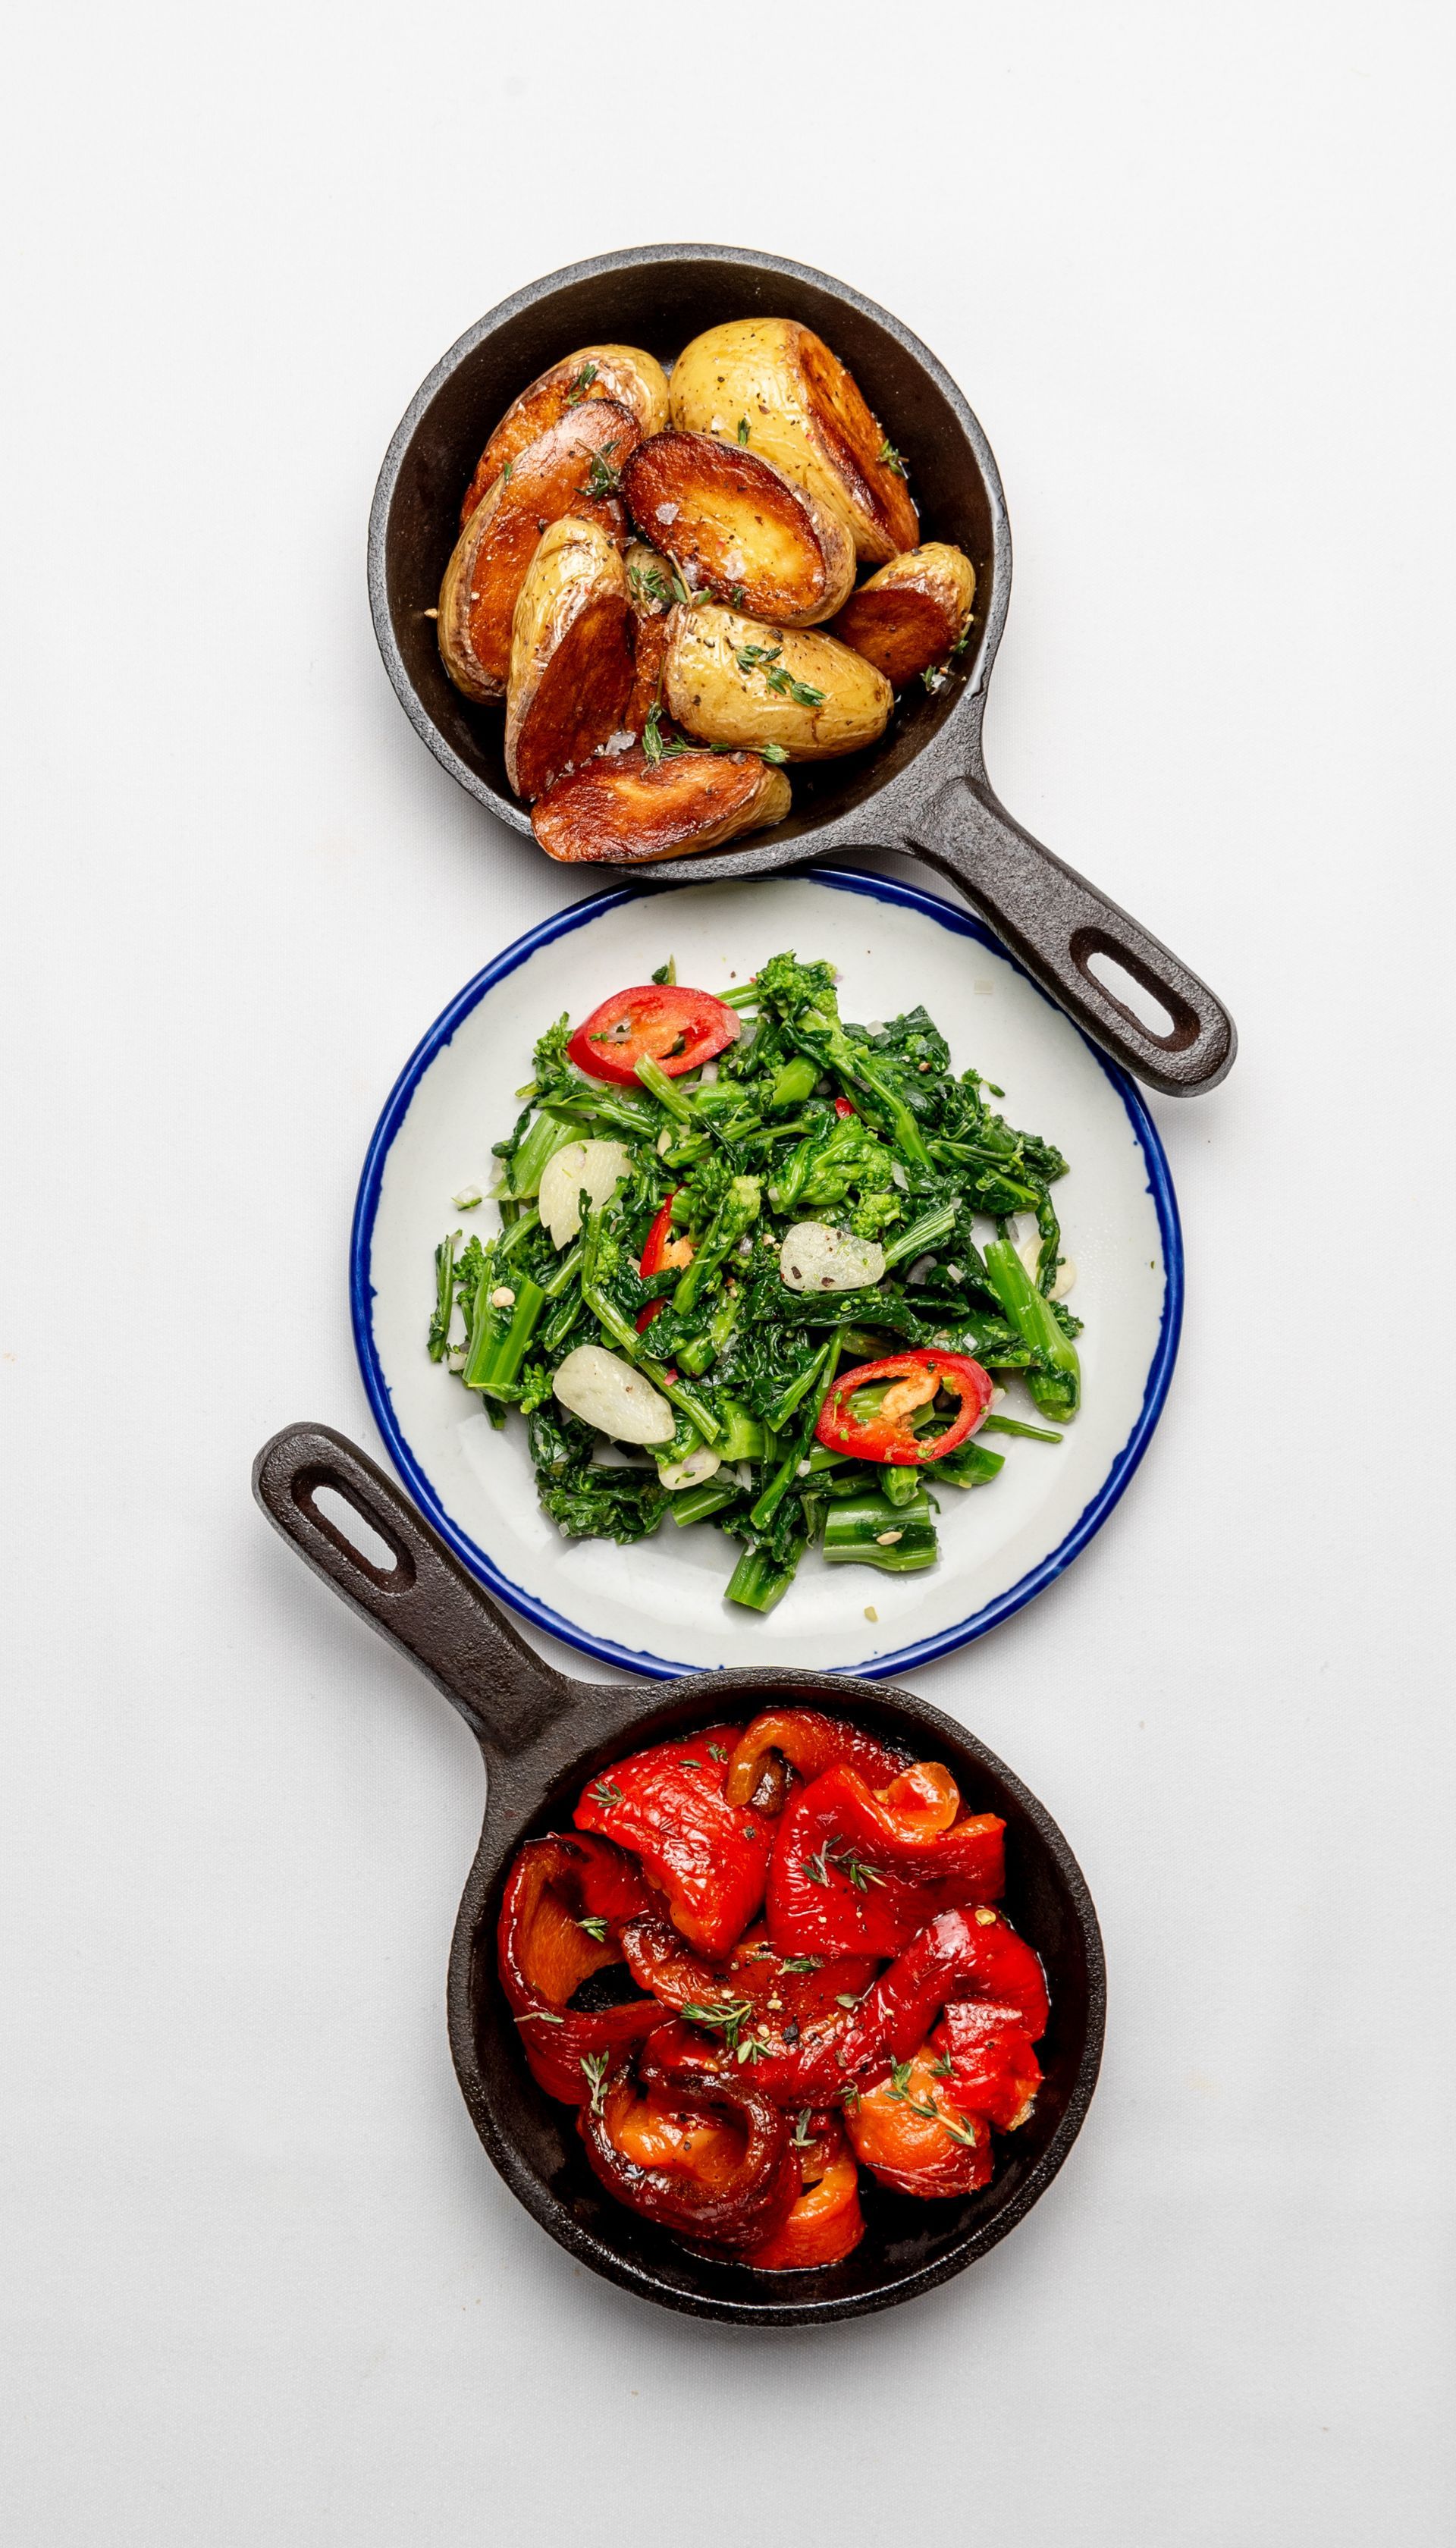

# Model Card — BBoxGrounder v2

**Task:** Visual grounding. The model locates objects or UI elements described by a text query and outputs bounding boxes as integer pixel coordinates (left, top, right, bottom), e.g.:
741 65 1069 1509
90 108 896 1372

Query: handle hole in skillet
1070 930 1197 1050
297 1472 416 1588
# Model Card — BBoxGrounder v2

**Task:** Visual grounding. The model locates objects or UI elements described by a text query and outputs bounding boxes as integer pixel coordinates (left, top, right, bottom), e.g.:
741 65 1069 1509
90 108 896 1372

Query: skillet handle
908 775 1236 1095
252 1422 581 1757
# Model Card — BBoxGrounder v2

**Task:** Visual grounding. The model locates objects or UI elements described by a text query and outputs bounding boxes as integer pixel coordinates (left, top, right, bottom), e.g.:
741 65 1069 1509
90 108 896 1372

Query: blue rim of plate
350 868 1184 1680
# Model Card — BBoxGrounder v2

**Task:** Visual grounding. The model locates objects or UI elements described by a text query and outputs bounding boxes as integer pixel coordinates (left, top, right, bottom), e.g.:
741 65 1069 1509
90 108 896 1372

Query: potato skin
461 346 670 522
662 603 891 761
437 403 635 703
623 431 855 626
670 320 918 563
532 746 791 864
830 543 977 687
504 517 633 799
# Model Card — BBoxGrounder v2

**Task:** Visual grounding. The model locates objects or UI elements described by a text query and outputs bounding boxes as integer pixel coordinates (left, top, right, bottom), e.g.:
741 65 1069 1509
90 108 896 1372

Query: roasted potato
830 543 976 687
504 517 634 799
532 745 791 863
661 603 891 761
437 403 636 702
623 431 855 626
460 345 670 522
670 320 919 563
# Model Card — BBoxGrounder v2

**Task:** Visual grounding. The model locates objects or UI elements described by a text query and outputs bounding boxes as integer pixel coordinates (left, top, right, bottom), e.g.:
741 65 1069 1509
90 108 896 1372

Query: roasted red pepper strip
930 1999 1043 2132
745 2115 866 2268
815 1349 993 1467
573 1729 774 1956
567 985 740 1087
846 2044 994 2198
764 1903 1050 2105
619 1916 878 2099
723 1705 909 1810
766 1761 1006 1957
497 1837 661 2105
579 2047 799 2254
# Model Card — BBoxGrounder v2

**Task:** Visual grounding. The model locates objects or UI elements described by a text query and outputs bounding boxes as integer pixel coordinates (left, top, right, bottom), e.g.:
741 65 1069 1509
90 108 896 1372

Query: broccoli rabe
426 952 1081 1614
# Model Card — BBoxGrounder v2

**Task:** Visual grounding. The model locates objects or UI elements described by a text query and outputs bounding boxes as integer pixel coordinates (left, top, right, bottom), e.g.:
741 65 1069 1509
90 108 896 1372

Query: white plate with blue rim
351 869 1181 1679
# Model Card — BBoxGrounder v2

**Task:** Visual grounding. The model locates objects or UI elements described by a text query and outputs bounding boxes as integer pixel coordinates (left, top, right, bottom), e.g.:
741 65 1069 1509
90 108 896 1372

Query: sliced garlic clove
657 1445 722 1492
551 1345 676 1445
779 1220 886 1294
538 1139 632 1247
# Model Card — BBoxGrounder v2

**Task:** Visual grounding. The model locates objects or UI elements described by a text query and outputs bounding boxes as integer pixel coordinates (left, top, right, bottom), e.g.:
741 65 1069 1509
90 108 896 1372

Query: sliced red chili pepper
496 1836 661 2105
815 1349 993 1467
723 1705 910 1810
930 1999 1043 2132
635 1190 692 1332
833 1095 857 1119
573 1730 774 1956
578 2046 799 2254
845 2044 994 2198
618 1915 878 2100
766 1760 1006 1958
744 2116 866 2268
638 1191 683 1279
567 985 740 1087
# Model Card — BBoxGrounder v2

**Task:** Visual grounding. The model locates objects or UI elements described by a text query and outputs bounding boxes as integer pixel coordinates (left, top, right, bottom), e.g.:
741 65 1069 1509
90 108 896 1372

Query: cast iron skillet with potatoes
370 244 1235 1097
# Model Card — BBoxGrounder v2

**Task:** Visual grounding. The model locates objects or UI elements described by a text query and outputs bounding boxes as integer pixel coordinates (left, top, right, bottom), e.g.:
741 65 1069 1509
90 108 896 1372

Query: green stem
507 1112 582 1199
672 1175 761 1319
428 1232 457 1362
634 1054 695 1122
981 1240 1080 1420
543 1238 584 1298
821 1489 938 1572
768 1055 820 1110
463 1276 545 1395
725 1539 804 1614
982 1412 1064 1444
670 1480 743 1527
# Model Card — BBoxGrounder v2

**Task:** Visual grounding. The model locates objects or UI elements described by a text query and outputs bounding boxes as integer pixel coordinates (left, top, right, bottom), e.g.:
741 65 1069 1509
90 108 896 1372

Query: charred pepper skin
497 1836 661 2104
767 1761 1006 1958
723 1705 909 1809
579 2050 799 2254
573 1729 775 1956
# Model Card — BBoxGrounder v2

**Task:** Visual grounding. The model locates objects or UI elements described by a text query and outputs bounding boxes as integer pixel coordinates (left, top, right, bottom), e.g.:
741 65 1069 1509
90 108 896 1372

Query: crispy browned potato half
662 603 892 761
460 346 670 522
504 517 634 800
670 320 919 563
532 746 791 863
830 543 977 687
437 403 636 703
622 431 855 626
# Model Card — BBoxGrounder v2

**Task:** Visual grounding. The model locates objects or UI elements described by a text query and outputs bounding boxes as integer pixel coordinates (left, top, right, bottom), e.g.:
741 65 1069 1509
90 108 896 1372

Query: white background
3 5 1452 2540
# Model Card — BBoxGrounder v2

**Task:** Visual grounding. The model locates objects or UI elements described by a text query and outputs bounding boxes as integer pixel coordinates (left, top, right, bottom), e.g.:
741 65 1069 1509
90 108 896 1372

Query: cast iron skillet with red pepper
253 1421 1104 2325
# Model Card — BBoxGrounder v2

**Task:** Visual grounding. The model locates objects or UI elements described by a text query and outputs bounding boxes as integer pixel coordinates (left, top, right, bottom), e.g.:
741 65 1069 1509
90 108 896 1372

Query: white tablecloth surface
5 5 1452 2540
